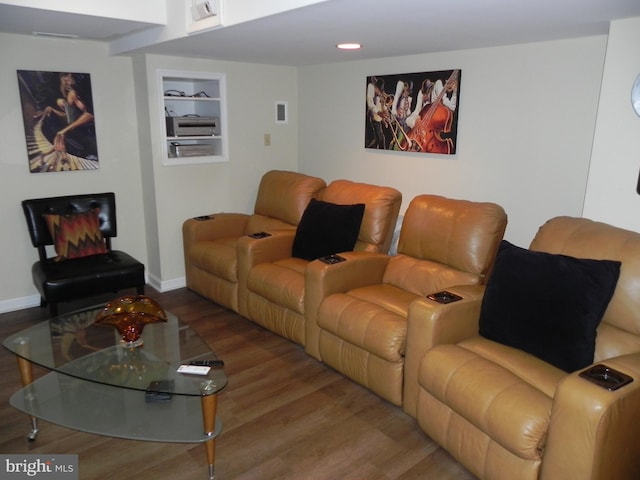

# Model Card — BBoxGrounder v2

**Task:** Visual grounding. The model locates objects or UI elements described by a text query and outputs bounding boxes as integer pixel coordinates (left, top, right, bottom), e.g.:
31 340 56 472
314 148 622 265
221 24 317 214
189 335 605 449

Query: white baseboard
159 276 187 292
146 273 186 293
0 294 41 314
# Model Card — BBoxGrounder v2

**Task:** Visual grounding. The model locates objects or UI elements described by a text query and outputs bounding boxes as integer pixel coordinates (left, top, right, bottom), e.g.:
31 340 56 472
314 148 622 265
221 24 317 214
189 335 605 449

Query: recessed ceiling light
337 43 362 50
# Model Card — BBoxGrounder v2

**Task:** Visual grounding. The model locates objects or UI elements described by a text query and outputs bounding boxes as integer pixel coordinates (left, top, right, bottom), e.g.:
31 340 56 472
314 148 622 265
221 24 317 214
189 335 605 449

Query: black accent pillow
292 198 365 261
479 240 621 372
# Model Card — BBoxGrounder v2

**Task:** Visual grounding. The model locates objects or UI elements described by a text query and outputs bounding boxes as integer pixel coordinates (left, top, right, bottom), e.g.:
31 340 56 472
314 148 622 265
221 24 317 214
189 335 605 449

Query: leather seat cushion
348 283 419 317
189 237 239 282
33 250 144 302
456 337 567 397
383 254 481 296
419 339 564 460
317 284 417 361
247 257 308 313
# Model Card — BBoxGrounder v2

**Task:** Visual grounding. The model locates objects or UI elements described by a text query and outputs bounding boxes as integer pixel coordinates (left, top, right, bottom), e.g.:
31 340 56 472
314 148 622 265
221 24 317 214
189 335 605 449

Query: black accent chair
22 192 145 317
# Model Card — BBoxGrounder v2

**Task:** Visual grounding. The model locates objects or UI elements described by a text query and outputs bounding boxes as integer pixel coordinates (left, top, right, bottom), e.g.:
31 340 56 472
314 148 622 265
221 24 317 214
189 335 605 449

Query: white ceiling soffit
0 1 165 41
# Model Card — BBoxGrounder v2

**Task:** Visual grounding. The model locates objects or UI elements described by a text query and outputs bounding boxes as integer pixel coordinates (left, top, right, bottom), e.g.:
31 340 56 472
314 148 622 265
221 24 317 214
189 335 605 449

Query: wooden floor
0 287 476 480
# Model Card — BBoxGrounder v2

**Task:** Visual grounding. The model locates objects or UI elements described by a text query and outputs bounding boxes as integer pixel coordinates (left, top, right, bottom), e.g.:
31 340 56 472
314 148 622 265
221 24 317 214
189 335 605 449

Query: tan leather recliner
308 194 507 406
182 170 326 313
242 179 402 346
410 217 640 480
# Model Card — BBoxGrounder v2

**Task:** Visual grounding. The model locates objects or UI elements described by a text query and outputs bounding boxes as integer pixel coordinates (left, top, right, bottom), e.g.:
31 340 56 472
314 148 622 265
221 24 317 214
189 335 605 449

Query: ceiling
2 0 640 66
0 3 159 41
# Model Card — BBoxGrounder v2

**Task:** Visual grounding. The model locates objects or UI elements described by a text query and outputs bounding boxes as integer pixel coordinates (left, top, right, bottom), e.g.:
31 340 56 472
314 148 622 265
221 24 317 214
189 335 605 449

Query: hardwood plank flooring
0 287 476 480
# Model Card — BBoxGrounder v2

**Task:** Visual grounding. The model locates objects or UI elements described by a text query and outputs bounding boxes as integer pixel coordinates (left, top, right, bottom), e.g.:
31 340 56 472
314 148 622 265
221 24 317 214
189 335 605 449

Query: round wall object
632 73 640 117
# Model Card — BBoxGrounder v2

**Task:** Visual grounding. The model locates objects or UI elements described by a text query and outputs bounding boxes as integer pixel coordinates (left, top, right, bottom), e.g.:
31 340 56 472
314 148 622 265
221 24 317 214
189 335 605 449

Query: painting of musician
17 70 99 173
365 69 461 154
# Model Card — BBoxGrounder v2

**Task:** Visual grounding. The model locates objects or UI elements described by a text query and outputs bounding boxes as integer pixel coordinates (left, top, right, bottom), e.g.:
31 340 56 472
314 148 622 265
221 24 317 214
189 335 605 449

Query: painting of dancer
17 70 99 173
365 69 460 154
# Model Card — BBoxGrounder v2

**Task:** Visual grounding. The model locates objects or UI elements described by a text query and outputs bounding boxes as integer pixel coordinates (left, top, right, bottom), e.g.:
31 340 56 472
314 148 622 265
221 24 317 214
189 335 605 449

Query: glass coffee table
3 303 227 480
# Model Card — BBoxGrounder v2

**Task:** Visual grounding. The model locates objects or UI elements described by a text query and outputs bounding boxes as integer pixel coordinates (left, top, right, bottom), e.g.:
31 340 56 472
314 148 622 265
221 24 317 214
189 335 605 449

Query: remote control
189 360 224 367
145 380 174 402
177 365 211 375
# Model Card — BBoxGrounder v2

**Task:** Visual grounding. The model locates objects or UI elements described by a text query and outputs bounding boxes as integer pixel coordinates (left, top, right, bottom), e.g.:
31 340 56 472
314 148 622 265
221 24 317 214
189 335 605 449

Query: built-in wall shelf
157 69 228 166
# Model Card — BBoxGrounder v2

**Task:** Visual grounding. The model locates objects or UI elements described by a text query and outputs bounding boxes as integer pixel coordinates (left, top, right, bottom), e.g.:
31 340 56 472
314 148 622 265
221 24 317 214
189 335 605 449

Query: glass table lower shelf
4 301 226 479
10 371 222 443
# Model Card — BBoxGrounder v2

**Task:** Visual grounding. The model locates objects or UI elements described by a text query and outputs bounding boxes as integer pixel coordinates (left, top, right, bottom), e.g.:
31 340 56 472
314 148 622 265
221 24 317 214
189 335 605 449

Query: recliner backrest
381 195 506 296
247 170 326 233
319 179 402 253
399 194 507 272
529 216 640 361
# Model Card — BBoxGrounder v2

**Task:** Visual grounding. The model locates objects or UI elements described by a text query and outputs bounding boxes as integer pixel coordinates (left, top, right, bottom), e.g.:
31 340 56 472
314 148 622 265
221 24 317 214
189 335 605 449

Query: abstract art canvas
17 70 99 173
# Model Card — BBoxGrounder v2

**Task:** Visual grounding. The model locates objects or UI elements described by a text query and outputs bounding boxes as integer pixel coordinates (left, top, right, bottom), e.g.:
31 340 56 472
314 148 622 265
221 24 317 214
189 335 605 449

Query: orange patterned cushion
44 208 107 261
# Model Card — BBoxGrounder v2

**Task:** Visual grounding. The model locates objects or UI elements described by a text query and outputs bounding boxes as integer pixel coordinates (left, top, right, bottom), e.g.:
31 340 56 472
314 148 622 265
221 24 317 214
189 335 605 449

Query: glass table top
3 303 227 397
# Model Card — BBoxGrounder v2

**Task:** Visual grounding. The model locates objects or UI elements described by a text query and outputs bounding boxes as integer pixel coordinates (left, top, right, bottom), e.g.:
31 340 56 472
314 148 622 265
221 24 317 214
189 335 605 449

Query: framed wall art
17 70 99 173
365 69 461 154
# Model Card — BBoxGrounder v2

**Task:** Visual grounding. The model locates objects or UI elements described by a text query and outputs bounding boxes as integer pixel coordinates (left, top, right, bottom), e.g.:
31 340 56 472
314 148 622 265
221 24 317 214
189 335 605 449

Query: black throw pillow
479 240 621 372
292 198 365 261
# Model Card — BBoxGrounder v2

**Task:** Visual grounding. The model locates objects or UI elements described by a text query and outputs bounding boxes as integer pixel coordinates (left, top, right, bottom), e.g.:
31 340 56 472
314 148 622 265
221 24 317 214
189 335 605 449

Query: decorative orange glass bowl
95 295 168 347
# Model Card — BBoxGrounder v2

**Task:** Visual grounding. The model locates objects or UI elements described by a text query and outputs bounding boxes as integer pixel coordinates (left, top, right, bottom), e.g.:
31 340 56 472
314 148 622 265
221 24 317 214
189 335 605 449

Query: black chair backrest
22 193 117 260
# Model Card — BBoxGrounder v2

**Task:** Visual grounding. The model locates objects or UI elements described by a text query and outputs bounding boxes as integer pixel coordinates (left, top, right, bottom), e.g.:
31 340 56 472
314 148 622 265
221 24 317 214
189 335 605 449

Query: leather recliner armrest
304 251 392 360
236 230 297 317
541 353 640 480
403 284 485 417
183 213 250 248
237 229 297 266
307 251 391 294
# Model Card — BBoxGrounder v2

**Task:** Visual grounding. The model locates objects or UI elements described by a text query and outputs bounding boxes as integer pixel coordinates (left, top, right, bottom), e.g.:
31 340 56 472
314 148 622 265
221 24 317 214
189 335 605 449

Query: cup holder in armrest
247 232 271 239
427 290 463 304
193 215 214 221
319 254 346 265
579 364 634 391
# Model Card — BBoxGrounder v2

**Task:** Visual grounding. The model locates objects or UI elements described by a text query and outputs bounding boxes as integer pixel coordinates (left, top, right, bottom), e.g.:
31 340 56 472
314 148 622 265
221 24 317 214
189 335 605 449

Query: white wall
0 33 298 312
138 54 299 289
583 17 640 232
0 33 147 312
298 36 607 247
